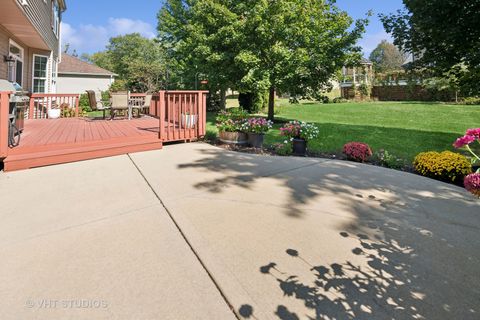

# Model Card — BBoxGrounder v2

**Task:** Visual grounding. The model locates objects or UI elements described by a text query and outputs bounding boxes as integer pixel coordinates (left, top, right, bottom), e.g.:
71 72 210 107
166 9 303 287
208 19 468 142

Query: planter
47 109 61 119
248 133 265 148
219 131 248 145
292 138 307 156
182 114 197 129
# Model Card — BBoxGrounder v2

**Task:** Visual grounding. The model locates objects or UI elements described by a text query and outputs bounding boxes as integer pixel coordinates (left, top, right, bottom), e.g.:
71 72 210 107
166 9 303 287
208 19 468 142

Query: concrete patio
1 143 479 319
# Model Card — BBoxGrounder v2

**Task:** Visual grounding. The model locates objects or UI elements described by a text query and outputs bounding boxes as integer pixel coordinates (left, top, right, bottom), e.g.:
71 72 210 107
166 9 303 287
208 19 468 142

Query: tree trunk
268 87 275 121
220 88 227 111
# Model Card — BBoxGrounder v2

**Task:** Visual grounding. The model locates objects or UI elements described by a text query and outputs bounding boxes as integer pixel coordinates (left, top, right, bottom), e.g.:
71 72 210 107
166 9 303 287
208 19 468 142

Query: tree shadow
176 146 480 319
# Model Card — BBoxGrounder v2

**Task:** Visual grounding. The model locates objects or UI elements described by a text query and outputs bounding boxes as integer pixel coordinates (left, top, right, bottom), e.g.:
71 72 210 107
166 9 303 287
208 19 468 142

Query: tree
369 40 407 73
158 0 368 119
380 0 480 95
86 34 168 92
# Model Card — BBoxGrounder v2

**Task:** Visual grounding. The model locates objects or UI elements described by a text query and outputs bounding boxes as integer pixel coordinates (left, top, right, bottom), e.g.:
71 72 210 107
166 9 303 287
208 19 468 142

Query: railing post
159 91 165 140
0 92 11 158
29 94 35 119
75 94 80 117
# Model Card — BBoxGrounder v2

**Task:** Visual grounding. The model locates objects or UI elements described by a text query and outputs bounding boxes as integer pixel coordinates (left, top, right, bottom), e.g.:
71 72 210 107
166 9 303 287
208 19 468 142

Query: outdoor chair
110 91 130 120
86 90 110 119
131 94 152 118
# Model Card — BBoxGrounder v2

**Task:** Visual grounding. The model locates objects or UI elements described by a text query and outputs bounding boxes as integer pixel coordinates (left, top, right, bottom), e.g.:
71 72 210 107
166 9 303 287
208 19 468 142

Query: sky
62 0 405 57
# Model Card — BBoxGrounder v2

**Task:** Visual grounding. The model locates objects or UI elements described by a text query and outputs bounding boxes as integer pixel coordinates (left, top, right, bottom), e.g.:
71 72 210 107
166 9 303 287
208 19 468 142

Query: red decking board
3 117 165 171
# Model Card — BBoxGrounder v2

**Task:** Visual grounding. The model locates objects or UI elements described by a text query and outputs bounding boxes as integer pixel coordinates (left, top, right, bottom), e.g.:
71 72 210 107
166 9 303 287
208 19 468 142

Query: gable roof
58 54 116 76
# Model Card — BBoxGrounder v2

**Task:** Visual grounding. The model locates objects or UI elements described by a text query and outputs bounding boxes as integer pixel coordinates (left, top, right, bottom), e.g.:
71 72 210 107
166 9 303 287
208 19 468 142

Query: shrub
333 97 348 103
413 151 472 183
464 173 480 197
462 97 480 105
79 93 91 112
280 121 319 141
273 142 292 156
373 150 405 169
343 142 373 162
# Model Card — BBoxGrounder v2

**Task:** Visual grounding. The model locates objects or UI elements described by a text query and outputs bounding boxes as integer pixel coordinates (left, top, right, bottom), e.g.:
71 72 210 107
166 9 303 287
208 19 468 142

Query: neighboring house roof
58 54 117 76
360 58 373 65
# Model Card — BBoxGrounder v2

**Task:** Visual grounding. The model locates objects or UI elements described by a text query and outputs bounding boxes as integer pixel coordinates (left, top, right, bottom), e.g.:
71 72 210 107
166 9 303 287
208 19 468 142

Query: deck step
4 138 163 171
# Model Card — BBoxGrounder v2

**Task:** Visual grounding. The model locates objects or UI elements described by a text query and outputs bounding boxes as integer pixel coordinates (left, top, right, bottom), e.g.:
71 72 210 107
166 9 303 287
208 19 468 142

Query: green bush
239 91 268 113
333 97 348 103
413 151 472 184
79 93 91 112
463 97 480 105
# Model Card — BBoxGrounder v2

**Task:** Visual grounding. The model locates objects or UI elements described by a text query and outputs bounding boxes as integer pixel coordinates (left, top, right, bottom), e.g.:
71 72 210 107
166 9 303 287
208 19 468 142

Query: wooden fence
0 91 10 158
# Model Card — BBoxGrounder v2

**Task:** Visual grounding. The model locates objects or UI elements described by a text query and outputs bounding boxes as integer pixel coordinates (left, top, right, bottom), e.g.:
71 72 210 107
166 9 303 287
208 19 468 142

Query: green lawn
207 101 480 162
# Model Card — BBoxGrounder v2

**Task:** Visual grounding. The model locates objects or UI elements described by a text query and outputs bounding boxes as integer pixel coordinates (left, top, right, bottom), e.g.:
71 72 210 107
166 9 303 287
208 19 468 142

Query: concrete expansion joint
126 154 240 319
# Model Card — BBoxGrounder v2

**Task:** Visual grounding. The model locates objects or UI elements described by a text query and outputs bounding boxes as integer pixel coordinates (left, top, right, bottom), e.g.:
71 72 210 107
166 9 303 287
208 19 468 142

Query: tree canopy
83 33 168 92
369 40 407 73
158 0 368 119
380 0 480 95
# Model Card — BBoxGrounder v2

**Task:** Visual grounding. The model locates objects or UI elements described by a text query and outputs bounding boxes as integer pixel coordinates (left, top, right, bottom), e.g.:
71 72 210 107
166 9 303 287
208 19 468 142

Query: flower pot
248 133 265 148
292 138 307 156
219 131 248 145
182 114 197 129
47 109 61 119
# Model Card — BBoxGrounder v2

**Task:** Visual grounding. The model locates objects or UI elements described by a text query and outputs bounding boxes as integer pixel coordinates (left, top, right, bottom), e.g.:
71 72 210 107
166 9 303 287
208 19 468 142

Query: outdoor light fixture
4 55 15 65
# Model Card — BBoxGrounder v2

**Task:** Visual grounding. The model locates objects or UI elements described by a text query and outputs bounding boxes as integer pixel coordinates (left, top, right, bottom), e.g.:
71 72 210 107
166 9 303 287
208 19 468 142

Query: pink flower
343 142 373 162
466 128 480 138
453 135 477 148
464 173 480 197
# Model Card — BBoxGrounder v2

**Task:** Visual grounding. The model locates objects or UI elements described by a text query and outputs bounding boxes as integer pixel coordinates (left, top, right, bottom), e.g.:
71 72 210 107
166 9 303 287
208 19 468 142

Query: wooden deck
1 90 208 171
4 117 164 171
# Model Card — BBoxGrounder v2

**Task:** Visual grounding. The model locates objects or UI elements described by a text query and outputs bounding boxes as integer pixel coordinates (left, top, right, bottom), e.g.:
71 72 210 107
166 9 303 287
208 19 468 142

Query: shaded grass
194 101 479 163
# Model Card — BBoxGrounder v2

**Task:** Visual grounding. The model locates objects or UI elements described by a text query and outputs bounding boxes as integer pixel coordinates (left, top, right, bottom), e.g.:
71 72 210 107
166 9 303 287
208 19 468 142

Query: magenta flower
464 173 480 197
453 135 477 148
466 128 480 138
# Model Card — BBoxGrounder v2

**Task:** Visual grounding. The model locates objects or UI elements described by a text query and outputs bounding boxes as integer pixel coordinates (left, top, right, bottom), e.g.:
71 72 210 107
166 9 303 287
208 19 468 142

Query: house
340 58 374 99
56 54 116 94
0 0 65 93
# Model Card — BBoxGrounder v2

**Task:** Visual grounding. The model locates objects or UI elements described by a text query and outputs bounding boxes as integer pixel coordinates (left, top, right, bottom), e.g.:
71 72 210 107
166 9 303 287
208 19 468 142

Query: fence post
75 94 80 117
159 91 165 140
0 92 10 158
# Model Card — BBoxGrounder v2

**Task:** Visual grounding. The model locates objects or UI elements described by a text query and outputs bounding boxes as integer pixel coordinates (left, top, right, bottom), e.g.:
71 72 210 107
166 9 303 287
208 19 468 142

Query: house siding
1 26 53 92
18 0 60 58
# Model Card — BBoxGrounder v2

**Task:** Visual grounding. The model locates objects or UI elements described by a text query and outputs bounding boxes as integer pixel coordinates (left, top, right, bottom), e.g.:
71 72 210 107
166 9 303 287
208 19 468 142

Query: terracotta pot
219 131 248 145
248 133 264 148
292 138 307 156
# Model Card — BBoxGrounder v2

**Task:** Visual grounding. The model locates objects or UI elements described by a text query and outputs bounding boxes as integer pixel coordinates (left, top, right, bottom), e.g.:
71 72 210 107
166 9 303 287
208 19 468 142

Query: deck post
28 95 35 119
159 91 166 140
0 91 11 158
75 94 80 117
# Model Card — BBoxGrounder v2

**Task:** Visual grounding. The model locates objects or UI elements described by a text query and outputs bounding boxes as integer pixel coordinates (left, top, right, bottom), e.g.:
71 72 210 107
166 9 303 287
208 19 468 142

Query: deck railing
157 91 208 141
0 91 10 158
29 93 80 119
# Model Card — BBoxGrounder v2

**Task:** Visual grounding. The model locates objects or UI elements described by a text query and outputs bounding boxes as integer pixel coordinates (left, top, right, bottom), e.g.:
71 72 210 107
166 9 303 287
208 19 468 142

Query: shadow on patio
176 146 480 319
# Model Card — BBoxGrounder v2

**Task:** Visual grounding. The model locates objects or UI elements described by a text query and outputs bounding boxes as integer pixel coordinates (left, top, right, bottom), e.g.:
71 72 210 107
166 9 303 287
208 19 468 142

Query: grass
207 101 480 163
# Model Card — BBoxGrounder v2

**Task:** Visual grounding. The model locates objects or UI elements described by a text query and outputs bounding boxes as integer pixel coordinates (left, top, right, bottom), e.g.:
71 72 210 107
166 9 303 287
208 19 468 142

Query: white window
8 40 24 86
32 55 49 93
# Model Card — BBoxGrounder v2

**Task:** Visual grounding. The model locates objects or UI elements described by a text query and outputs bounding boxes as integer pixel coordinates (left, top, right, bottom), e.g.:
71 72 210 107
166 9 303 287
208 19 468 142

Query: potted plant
47 101 61 119
280 121 319 156
182 112 197 129
216 109 249 144
243 117 273 148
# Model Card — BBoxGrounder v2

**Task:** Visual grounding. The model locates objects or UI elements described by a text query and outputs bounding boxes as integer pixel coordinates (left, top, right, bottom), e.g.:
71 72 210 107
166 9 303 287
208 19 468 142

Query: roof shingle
58 54 116 76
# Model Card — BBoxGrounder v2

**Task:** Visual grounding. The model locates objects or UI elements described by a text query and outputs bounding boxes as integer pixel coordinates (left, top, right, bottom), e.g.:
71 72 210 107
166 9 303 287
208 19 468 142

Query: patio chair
131 94 152 118
110 91 130 120
86 90 110 119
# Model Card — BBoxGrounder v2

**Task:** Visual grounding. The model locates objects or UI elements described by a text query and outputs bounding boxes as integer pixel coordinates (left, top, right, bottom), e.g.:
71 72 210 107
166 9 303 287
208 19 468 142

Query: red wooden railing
29 93 80 119
157 91 208 142
0 91 11 158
